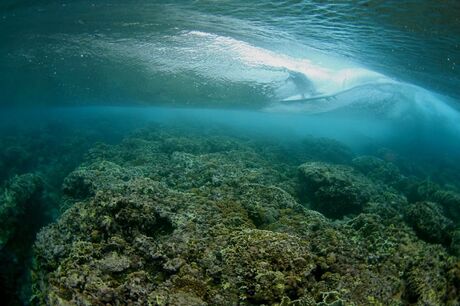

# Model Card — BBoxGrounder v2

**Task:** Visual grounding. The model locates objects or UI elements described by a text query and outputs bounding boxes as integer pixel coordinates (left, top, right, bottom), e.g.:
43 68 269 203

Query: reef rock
352 155 402 185
298 162 376 219
404 201 454 246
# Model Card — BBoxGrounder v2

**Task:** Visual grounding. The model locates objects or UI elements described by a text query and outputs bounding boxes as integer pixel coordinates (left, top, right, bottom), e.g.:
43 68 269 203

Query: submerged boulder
401 179 460 225
236 184 304 228
404 201 454 246
298 162 376 219
352 155 402 185
427 189 460 225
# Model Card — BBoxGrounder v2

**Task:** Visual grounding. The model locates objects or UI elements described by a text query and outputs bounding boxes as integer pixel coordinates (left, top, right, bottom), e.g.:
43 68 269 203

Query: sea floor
0 109 460 305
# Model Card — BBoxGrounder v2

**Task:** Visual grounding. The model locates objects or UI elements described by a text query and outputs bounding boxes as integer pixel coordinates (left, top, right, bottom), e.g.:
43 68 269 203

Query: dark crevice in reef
0 176 49 306
62 175 94 200
0 178 66 305
311 265 328 282
145 214 175 237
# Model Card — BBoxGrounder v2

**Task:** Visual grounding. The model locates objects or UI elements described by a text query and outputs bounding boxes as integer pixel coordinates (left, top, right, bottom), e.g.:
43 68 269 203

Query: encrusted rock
298 162 376 218
404 201 454 246
352 155 402 185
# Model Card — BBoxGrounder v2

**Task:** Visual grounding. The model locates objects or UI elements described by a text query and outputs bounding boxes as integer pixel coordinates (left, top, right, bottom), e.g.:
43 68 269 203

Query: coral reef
30 126 460 305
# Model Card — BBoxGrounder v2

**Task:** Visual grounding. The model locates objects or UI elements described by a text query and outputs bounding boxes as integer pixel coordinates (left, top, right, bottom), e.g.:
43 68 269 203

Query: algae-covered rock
62 160 139 199
404 201 454 246
429 190 460 224
220 229 316 304
403 250 453 305
402 179 460 225
236 184 304 228
33 177 179 305
352 155 402 185
298 162 376 219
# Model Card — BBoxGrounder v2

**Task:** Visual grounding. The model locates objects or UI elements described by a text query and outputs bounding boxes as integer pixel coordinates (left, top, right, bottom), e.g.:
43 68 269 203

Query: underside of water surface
1 1 460 305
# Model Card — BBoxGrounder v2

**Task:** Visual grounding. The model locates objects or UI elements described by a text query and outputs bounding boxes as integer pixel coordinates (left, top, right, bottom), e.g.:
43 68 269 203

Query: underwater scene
1 1 460 305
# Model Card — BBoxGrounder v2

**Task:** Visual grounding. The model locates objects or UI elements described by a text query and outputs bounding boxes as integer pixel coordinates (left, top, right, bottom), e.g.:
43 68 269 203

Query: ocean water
1 1 460 305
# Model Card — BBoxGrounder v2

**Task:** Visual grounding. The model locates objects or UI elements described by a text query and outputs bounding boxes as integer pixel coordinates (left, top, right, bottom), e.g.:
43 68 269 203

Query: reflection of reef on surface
31 126 460 306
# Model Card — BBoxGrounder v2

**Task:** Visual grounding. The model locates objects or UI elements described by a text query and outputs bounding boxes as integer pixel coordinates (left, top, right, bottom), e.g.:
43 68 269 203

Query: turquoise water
1 1 459 106
1 1 460 305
